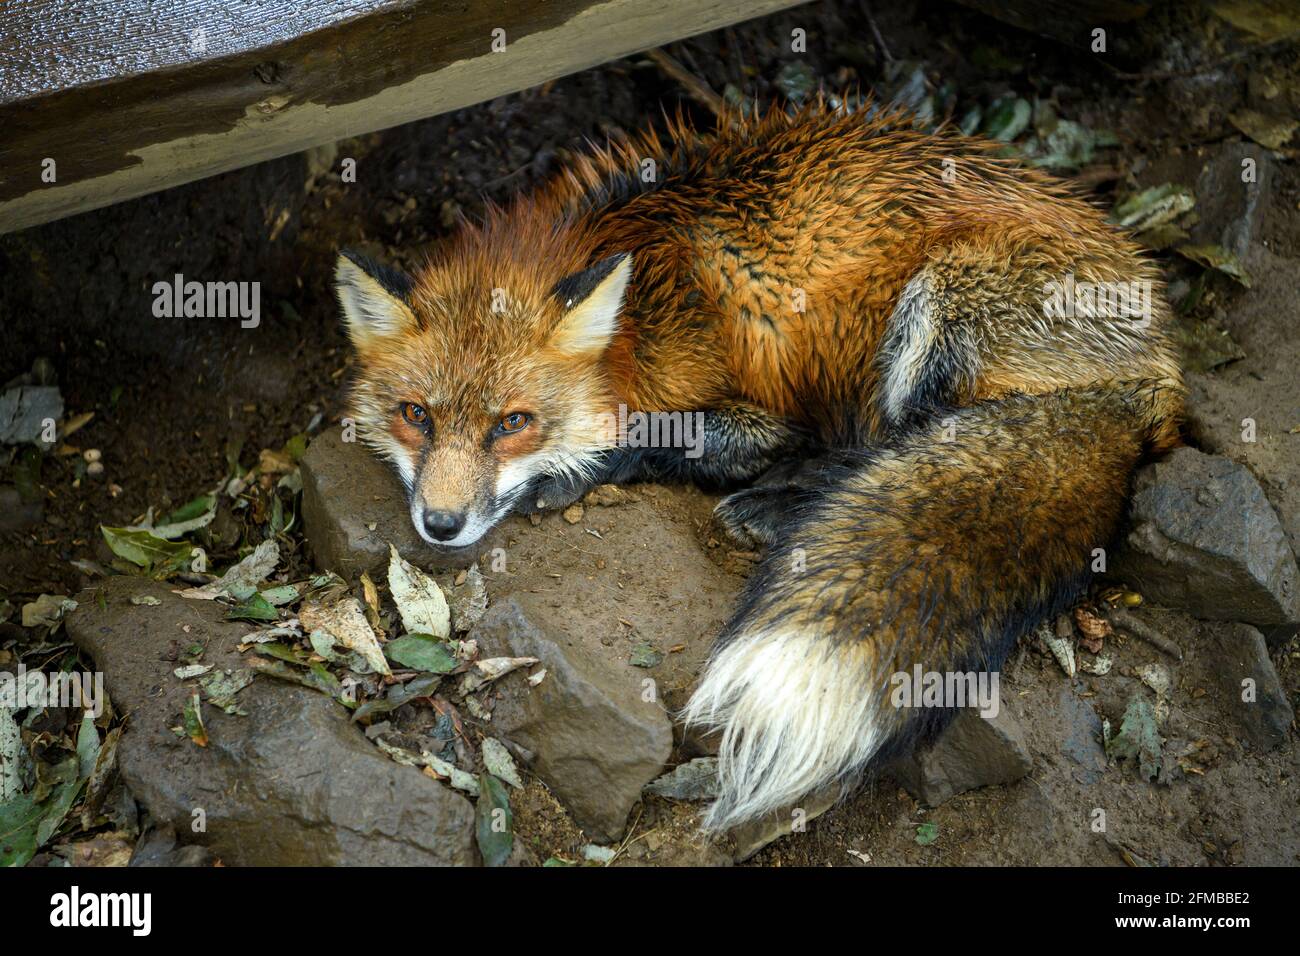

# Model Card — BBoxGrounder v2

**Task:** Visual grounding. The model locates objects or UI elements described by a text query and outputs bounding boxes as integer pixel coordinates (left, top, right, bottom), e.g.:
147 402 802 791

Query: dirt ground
2 0 1298 866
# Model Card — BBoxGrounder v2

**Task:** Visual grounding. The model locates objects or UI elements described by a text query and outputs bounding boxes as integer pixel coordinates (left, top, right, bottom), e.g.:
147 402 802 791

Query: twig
859 0 894 64
607 806 645 865
1108 607 1183 660
645 47 725 118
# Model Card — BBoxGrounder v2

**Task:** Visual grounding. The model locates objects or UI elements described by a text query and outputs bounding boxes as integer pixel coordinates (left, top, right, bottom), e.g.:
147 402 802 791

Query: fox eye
496 412 530 435
402 402 428 426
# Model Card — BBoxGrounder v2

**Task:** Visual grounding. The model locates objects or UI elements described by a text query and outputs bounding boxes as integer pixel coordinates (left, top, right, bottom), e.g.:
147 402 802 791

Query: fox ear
335 251 418 349
549 252 632 356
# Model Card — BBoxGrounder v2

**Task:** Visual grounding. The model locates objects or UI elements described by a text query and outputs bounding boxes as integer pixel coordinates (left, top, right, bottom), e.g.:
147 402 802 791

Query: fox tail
683 382 1179 830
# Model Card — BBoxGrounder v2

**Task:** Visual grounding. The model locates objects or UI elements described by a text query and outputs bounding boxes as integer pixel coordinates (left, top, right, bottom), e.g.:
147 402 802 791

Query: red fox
337 99 1183 830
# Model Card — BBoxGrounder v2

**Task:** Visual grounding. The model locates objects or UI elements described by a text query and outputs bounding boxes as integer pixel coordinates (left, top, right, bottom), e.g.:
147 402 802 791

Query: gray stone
0 485 43 532
1114 447 1300 643
0 385 62 445
470 596 673 843
129 826 216 867
644 757 719 801
1183 247 1300 558
300 427 483 576
1055 686 1107 787
1190 142 1270 260
66 577 479 866
727 787 838 862
1206 623 1294 751
891 708 1033 807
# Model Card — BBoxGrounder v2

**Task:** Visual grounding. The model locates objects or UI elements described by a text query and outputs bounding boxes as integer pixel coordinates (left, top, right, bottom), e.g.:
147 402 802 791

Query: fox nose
423 509 466 542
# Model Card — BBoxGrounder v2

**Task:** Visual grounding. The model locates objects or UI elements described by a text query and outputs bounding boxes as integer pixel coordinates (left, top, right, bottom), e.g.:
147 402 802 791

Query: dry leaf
300 596 391 676
387 545 450 639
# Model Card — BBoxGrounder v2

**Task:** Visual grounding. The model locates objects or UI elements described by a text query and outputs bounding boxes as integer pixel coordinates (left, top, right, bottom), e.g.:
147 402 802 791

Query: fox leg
874 242 1183 441
684 383 1176 829
524 402 812 512
714 451 861 548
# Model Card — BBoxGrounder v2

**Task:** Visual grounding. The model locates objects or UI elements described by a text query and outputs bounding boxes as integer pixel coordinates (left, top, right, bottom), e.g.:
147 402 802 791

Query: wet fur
342 98 1185 830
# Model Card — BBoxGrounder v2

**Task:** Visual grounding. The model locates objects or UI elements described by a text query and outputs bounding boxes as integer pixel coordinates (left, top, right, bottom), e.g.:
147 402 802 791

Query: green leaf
1020 120 1108 170
1176 244 1252 288
200 669 255 716
0 794 43 867
162 494 216 525
1109 184 1196 232
352 673 442 723
226 593 279 622
476 773 514 867
915 822 939 846
100 526 195 575
982 96 1031 142
252 641 310 665
282 433 309 463
182 694 208 747
629 642 663 668
384 634 459 673
247 656 355 709
31 713 99 850
1134 223 1189 251
1106 695 1163 781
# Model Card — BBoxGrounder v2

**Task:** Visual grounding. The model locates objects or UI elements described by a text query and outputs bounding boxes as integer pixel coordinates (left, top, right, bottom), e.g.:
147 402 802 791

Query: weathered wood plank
0 0 809 234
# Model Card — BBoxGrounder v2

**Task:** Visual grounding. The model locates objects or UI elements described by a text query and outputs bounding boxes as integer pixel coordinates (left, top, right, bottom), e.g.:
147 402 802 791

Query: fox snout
402 442 494 547
419 508 466 542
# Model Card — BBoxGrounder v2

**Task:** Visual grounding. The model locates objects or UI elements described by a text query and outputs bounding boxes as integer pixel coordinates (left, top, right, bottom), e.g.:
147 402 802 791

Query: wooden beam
0 0 809 235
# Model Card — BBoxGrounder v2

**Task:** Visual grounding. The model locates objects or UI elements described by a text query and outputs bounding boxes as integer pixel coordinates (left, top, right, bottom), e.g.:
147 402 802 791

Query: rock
1054 687 1107 787
727 787 838 862
0 485 42 532
129 825 216 867
300 427 498 576
890 708 1033 807
1184 247 1300 558
470 596 673 843
1113 447 1300 643
644 757 719 801
0 385 62 445
1190 142 1270 259
584 484 637 507
1205 623 1294 751
65 577 479 866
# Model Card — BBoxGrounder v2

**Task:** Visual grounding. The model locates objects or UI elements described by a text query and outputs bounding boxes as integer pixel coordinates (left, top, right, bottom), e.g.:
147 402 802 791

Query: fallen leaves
300 596 391 677
20 594 77 630
383 634 458 673
475 773 514 867
181 693 208 748
179 539 280 600
387 544 450 639
1105 695 1163 782
481 738 523 789
101 526 201 576
1073 606 1112 654
0 713 100 867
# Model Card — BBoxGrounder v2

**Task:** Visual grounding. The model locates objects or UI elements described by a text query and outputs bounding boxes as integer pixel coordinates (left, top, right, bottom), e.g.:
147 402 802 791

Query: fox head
336 246 631 548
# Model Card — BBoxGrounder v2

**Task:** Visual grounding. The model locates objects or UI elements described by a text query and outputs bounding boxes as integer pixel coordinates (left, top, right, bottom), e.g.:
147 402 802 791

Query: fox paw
714 486 791 549
513 473 592 516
